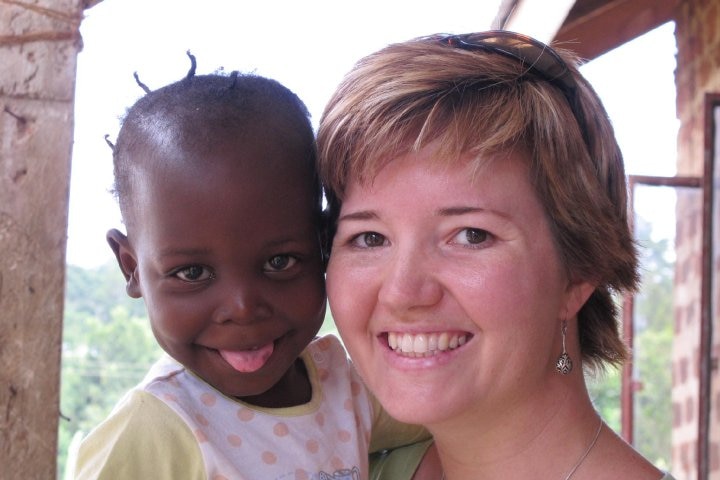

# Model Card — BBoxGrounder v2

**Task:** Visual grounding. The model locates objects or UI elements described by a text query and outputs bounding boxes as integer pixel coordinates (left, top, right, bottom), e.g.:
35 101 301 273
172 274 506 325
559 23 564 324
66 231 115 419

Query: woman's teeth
387 332 467 357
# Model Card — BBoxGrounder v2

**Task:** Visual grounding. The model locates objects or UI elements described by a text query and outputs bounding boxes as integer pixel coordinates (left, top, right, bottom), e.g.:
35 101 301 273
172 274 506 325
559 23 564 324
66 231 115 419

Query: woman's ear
106 229 142 298
563 279 595 319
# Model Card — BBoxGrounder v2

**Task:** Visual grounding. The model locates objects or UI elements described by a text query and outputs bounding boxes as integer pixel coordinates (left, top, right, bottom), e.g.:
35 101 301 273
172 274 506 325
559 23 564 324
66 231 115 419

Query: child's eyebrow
157 247 211 258
264 236 306 246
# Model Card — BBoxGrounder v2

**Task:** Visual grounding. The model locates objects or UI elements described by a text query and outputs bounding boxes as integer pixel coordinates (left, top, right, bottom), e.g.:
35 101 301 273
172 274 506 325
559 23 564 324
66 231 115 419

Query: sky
66 1 679 268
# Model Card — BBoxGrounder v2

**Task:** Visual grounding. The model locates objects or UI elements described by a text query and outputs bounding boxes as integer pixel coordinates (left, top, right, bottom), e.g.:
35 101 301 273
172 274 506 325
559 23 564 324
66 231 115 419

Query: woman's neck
431 380 599 479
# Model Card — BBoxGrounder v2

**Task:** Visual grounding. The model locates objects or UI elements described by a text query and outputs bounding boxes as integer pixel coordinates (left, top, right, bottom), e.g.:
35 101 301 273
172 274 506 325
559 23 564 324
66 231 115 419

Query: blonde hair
317 34 639 370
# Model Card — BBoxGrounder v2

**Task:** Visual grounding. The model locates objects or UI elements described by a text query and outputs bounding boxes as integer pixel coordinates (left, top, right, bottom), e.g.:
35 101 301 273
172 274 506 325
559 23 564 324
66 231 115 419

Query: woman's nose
212 276 272 324
377 246 443 313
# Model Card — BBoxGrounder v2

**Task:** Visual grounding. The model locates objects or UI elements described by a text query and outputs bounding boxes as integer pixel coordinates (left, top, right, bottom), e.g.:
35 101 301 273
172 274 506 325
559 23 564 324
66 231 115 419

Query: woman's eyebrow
437 206 511 220
436 206 485 216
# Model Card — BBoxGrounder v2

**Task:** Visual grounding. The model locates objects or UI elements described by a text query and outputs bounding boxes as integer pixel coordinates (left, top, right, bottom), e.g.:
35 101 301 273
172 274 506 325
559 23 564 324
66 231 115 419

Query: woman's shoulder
592 429 668 480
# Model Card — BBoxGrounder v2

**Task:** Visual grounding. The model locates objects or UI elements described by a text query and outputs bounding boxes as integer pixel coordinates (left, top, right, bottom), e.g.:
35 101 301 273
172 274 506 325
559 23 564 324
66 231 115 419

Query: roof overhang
495 0 680 61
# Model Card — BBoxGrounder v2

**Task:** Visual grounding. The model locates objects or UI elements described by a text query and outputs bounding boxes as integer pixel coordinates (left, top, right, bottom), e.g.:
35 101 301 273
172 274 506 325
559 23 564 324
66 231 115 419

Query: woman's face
327 146 590 427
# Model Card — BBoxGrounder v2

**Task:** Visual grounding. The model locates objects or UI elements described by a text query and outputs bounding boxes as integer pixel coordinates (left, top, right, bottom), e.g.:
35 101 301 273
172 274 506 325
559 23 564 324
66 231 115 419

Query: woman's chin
371 382 455 425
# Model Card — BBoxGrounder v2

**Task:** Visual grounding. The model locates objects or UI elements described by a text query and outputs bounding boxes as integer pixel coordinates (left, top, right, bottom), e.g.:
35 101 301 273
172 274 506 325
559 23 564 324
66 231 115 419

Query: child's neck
239 357 312 409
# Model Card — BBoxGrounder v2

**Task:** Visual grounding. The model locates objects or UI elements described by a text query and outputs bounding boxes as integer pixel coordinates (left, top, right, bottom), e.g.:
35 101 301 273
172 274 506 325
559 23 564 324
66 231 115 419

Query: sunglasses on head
430 30 590 150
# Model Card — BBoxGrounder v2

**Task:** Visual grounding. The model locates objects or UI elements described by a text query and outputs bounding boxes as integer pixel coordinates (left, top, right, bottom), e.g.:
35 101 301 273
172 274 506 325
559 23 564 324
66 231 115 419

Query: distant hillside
64 262 146 322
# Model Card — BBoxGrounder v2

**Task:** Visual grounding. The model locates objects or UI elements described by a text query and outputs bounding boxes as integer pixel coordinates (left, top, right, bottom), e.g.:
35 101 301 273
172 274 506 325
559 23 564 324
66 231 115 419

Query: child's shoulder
303 334 360 386
74 389 203 479
306 334 348 359
139 353 184 386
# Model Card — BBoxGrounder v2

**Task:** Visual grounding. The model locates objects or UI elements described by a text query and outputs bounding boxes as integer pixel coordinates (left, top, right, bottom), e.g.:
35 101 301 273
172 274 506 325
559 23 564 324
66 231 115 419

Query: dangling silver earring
555 319 573 374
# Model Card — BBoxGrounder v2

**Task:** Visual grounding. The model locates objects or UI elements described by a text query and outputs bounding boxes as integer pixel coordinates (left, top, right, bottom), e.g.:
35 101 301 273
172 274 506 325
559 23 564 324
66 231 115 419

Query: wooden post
0 0 84 477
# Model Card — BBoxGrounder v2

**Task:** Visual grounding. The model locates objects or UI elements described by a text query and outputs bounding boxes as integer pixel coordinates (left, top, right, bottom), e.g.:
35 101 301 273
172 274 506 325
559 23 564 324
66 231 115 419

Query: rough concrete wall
675 0 720 478
0 0 83 477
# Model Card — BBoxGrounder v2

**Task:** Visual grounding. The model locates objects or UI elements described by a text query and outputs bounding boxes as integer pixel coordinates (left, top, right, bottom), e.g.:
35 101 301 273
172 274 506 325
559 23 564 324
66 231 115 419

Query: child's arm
74 390 204 479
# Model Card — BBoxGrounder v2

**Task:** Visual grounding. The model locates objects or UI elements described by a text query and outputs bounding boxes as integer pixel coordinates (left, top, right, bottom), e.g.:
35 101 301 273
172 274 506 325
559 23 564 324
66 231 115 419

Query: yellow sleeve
367 389 431 453
74 390 204 480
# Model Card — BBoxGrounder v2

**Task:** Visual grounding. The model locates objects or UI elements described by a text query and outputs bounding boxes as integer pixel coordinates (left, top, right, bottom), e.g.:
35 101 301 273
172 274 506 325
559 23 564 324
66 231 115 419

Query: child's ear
106 229 142 299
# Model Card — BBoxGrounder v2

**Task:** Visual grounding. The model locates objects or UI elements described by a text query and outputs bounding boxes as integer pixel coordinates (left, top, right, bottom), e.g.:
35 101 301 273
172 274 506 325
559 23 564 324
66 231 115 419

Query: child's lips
219 342 274 373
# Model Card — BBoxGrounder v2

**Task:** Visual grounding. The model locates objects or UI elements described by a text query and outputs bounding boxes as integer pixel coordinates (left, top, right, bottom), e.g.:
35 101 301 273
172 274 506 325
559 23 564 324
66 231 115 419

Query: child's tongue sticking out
220 343 274 373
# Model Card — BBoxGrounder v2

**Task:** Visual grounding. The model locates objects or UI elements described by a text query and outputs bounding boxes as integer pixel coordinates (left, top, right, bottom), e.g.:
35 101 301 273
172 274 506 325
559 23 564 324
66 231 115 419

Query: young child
74 55 427 479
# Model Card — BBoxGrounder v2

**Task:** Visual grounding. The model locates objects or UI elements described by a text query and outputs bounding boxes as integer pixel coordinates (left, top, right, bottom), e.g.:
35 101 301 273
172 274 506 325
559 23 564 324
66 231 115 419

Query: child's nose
211 277 272 324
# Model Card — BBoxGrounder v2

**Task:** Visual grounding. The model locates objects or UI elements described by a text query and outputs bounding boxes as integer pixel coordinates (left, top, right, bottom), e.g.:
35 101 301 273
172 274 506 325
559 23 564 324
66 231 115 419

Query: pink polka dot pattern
350 381 362 396
227 434 242 447
195 413 209 427
273 422 289 437
306 438 319 454
201 392 216 406
262 451 278 465
337 430 352 443
331 456 344 471
142 335 376 478
237 407 255 422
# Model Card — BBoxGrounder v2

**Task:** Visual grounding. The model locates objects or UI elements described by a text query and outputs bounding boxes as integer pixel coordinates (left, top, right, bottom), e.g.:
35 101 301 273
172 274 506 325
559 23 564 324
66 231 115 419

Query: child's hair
109 53 320 227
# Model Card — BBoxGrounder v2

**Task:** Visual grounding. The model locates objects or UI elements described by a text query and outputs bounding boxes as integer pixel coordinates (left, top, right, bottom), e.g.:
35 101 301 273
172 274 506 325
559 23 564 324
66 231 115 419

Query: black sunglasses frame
432 31 590 151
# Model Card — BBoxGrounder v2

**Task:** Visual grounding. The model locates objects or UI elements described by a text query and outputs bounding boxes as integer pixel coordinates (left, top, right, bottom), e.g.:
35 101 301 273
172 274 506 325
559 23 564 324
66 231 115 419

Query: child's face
112 130 326 406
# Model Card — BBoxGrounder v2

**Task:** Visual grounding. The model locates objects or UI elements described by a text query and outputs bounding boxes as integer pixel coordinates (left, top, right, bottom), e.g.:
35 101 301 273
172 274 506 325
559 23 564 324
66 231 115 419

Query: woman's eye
351 232 386 248
265 255 298 272
174 265 214 282
454 228 490 246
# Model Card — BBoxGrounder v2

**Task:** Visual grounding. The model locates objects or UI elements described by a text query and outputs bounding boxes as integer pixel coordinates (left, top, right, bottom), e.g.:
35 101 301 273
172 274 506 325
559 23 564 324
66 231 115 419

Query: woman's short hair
317 33 639 371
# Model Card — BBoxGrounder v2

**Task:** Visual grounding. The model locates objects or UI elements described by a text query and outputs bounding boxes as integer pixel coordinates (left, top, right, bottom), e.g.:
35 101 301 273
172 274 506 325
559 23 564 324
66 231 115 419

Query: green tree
58 263 160 478
587 215 673 469
632 219 673 469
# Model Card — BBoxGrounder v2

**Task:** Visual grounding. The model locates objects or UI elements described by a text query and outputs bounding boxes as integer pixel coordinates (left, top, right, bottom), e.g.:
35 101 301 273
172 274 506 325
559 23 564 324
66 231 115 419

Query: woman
317 31 675 480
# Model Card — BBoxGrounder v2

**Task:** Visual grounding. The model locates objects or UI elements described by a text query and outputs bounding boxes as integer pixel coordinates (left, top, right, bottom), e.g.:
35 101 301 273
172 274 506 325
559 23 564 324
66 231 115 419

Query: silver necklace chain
439 417 603 480
562 416 603 480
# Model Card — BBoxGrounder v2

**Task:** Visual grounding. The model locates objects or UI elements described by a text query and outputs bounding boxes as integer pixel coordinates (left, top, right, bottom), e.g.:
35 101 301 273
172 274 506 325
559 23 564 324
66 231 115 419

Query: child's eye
452 228 490 246
351 232 387 248
173 265 214 282
265 255 298 272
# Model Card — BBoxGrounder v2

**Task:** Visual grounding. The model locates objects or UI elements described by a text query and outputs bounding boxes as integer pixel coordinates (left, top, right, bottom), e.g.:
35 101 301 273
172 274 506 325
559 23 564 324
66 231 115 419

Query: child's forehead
131 101 304 152
128 129 315 204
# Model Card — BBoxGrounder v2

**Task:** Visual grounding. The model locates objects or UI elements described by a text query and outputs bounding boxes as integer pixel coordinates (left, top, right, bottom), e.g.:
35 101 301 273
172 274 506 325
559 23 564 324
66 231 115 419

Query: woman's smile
385 331 471 357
